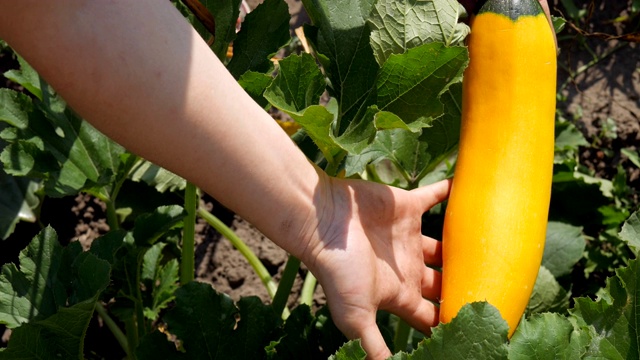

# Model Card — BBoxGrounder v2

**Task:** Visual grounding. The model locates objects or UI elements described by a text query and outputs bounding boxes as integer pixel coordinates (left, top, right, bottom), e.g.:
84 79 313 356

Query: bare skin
0 1 451 358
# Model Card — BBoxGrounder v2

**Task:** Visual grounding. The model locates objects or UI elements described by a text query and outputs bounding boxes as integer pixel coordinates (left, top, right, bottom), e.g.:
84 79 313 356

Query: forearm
0 0 325 258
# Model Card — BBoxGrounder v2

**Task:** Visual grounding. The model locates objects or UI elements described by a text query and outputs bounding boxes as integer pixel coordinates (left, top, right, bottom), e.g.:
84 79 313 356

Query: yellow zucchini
439 0 557 337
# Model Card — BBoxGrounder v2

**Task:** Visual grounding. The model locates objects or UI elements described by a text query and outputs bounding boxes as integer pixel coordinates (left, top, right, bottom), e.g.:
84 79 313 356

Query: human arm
0 1 448 358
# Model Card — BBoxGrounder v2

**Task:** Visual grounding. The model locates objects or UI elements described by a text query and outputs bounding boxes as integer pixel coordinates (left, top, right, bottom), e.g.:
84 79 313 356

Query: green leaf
570 258 640 359
329 340 367 360
375 43 467 131
0 89 32 129
228 297 281 359
368 0 469 65
205 0 242 59
302 0 379 127
132 205 187 246
144 258 179 320
621 147 640 169
264 53 326 114
286 103 343 166
267 304 314 359
402 302 510 359
238 71 273 109
0 86 126 198
0 298 98 360
526 266 570 315
0 167 39 240
619 211 640 254
509 313 588 359
345 84 460 185
0 227 66 328
543 222 586 278
554 120 588 164
150 282 238 357
0 226 110 330
227 0 290 78
3 55 42 100
128 158 187 193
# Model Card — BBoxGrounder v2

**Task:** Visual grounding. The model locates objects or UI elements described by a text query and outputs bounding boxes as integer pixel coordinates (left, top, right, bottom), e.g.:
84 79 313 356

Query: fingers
421 266 442 301
338 315 392 360
393 298 440 337
411 178 453 212
422 235 442 267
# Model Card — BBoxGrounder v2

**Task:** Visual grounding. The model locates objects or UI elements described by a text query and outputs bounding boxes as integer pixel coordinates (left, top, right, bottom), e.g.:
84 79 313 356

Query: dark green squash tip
475 0 544 21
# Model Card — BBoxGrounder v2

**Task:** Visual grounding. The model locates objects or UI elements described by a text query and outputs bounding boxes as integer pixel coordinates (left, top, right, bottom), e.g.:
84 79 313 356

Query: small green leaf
619 211 640 254
144 258 179 320
128 159 187 193
621 147 640 169
509 313 587 359
526 266 570 315
0 167 39 240
227 0 290 78
368 0 469 65
286 103 343 166
3 55 42 99
0 89 32 129
238 71 273 109
542 222 586 278
132 205 187 246
264 53 326 113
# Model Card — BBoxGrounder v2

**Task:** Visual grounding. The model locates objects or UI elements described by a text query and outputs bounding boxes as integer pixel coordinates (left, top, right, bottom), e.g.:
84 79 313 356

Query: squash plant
0 0 638 359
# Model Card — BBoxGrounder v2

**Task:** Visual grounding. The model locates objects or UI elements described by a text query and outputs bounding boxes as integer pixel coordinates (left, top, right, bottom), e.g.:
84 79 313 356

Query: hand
300 177 452 359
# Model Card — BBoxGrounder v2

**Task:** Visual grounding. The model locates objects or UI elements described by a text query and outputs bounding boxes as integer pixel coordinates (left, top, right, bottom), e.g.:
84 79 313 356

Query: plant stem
95 302 130 359
106 201 120 231
272 255 300 318
124 317 138 360
393 319 412 354
299 271 317 306
197 208 279 298
180 182 198 284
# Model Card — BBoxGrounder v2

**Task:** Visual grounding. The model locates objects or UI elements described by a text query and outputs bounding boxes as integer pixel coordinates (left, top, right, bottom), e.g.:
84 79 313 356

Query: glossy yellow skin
440 11 557 337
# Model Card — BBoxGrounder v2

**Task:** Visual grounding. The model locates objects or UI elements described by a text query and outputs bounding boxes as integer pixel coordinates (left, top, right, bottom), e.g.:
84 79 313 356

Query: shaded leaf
227 0 290 78
128 159 186 193
0 298 97 360
543 221 586 277
302 0 379 127
132 205 187 246
0 167 39 240
526 266 571 315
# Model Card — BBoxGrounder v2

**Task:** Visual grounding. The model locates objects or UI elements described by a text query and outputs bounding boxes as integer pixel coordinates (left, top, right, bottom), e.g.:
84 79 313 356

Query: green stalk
124 317 138 360
180 182 198 284
197 208 278 298
95 302 130 359
299 271 316 306
272 255 300 318
393 319 412 353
